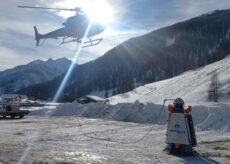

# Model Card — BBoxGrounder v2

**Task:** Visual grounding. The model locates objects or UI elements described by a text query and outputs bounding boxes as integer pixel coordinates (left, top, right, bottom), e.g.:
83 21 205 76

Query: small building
77 95 109 104
0 94 21 104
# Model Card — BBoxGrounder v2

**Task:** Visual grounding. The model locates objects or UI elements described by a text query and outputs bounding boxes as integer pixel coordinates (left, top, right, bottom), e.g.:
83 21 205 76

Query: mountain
109 55 230 105
19 9 230 101
0 58 71 93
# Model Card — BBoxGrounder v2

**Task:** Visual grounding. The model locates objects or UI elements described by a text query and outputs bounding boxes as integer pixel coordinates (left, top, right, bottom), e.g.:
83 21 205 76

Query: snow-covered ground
1 57 230 163
0 116 230 163
110 56 230 105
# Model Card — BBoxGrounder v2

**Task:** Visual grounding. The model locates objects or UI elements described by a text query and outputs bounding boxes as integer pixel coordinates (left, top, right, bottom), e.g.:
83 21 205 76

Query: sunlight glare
83 0 114 24
54 0 114 25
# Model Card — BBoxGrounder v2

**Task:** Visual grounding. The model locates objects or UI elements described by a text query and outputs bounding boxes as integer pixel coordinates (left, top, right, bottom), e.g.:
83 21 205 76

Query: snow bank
30 101 230 132
29 57 230 133
30 101 166 123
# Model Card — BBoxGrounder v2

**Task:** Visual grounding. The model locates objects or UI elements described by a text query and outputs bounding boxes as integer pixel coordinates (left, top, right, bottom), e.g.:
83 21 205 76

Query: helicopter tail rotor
34 26 41 47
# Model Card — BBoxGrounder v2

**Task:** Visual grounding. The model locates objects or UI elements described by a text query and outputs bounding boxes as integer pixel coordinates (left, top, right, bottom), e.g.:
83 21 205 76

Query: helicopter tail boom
34 26 41 47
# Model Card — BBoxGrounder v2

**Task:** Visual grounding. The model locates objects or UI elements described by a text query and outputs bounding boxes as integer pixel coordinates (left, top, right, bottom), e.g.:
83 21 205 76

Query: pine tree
112 89 116 96
105 90 108 98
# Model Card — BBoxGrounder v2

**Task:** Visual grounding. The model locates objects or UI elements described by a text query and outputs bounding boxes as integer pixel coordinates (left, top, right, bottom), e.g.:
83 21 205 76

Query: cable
76 99 173 144
73 39 174 144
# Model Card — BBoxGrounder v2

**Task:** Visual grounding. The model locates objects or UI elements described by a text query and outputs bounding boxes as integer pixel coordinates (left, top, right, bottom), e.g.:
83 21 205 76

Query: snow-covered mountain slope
20 9 230 101
109 56 230 105
0 58 71 93
28 56 230 132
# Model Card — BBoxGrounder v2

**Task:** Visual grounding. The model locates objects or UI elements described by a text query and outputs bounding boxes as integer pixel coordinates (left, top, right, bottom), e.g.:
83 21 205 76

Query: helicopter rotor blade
17 6 83 13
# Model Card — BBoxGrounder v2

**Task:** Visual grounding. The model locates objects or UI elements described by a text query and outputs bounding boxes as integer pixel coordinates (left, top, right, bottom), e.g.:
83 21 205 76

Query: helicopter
17 6 105 48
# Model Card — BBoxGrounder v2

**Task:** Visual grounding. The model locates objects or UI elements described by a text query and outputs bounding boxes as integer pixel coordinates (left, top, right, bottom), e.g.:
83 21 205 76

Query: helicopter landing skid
61 38 103 48
81 38 103 48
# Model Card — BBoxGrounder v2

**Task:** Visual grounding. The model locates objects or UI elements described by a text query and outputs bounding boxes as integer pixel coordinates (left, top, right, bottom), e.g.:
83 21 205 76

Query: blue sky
1 0 230 71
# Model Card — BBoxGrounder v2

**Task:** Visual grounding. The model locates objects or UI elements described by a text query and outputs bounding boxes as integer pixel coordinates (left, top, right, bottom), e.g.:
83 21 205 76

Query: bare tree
208 73 219 102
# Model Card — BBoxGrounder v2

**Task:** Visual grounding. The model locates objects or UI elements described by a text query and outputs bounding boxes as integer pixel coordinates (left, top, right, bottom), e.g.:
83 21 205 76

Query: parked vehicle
0 101 30 119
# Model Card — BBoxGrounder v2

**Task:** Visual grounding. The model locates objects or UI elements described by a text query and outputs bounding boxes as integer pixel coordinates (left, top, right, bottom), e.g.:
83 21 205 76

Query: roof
85 95 107 102
77 95 108 104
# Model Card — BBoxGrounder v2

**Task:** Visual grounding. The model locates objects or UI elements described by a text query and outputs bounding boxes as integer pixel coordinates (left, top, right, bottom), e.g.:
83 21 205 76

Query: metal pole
76 43 79 100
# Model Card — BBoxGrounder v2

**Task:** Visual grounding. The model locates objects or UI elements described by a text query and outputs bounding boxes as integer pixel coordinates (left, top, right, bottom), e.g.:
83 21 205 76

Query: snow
0 116 229 163
89 88 114 98
1 57 230 163
165 37 176 47
27 57 230 133
109 56 230 105
28 100 230 133
84 95 108 102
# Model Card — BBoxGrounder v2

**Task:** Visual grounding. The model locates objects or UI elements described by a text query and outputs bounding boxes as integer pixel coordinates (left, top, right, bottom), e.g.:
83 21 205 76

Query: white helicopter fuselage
41 14 105 40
